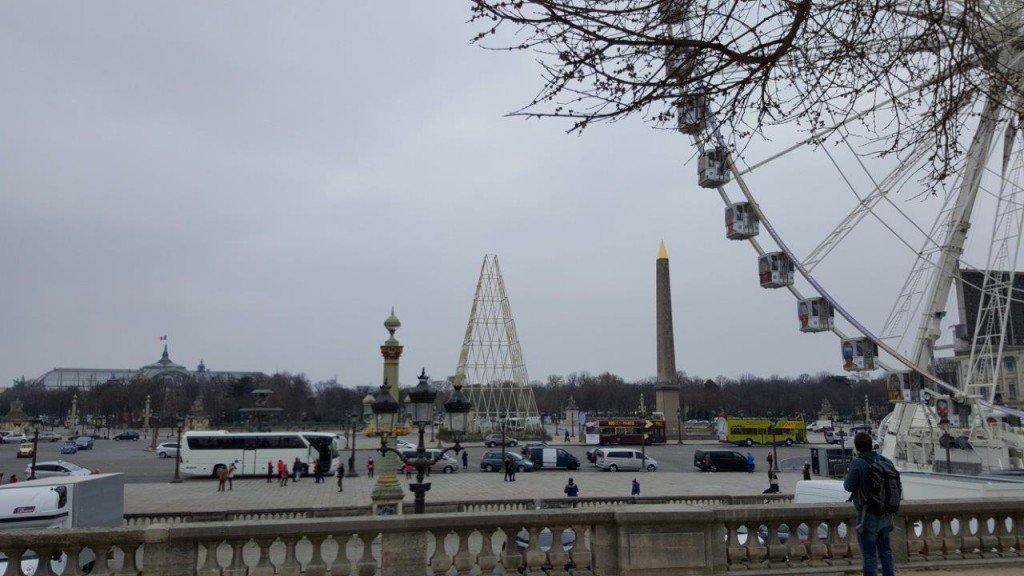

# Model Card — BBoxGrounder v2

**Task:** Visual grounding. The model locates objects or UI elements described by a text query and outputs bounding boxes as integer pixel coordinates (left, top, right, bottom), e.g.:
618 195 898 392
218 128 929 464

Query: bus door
241 448 257 475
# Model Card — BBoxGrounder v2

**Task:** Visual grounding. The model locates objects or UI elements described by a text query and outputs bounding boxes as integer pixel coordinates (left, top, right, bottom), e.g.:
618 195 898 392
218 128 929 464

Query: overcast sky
2 2 998 391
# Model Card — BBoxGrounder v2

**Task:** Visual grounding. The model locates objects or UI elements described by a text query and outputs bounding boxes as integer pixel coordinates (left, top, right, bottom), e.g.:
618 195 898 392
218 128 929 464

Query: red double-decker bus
585 418 667 446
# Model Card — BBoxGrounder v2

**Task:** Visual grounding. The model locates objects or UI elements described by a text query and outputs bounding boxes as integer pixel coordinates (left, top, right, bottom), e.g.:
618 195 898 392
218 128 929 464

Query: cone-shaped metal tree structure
455 255 539 432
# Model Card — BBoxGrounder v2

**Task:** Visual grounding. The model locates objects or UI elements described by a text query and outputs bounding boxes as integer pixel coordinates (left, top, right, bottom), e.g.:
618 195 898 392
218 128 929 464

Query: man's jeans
857 511 895 576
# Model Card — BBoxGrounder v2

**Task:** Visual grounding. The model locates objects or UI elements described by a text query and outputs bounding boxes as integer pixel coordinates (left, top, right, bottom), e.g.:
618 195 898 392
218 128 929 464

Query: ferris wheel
663 2 1024 425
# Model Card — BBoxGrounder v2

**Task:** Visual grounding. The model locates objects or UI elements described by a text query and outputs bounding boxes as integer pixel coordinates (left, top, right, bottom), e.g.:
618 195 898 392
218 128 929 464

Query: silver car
156 442 179 458
25 460 92 478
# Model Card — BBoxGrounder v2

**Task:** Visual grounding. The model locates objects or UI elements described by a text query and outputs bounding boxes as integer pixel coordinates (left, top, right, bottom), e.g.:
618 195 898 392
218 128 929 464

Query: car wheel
114 438 120 441
158 451 168 458
485 442 495 448
647 464 657 472
745 438 754 446
483 464 494 472
516 465 526 472
710 464 718 472
443 466 454 474
508 441 517 447
785 439 794 447
609 464 618 472
570 463 580 470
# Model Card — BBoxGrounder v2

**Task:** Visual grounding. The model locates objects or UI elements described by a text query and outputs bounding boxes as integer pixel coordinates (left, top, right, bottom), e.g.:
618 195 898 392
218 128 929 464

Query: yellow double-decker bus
715 417 806 446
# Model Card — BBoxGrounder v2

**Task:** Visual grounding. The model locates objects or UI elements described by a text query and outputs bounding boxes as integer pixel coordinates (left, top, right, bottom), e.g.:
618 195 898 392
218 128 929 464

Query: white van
596 448 657 472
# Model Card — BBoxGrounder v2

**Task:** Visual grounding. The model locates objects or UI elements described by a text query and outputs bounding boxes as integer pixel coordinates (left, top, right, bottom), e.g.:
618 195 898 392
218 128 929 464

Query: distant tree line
4 369 887 433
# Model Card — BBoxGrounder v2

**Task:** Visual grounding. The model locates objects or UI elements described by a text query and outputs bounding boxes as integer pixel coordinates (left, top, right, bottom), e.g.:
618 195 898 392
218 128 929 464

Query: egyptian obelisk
655 241 681 440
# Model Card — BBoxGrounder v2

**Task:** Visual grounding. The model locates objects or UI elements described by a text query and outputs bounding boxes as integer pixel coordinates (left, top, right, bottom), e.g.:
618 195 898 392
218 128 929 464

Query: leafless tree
471 1 1024 182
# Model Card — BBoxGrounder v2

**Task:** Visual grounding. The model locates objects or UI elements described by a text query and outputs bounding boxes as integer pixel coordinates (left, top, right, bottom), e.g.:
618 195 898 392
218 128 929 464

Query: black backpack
864 456 902 514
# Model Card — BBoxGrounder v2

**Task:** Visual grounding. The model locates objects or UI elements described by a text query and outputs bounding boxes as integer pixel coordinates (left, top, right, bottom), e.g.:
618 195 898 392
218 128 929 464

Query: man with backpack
844 432 900 576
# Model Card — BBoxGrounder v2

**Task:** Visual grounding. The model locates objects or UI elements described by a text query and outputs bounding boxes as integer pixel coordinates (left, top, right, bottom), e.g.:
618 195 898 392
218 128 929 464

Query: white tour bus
179 431 344 478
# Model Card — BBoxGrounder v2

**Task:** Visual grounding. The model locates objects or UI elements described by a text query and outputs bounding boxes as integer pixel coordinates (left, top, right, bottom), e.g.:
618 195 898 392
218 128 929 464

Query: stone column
372 309 405 515
656 242 681 437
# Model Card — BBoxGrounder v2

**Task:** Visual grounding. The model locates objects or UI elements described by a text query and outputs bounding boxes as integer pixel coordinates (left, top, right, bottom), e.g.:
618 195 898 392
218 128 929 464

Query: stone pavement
124 463 792 514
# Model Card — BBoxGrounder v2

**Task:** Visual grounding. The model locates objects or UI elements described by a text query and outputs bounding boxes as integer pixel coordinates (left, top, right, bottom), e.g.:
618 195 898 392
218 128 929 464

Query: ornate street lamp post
372 369 471 514
28 420 41 480
346 412 360 478
170 416 185 484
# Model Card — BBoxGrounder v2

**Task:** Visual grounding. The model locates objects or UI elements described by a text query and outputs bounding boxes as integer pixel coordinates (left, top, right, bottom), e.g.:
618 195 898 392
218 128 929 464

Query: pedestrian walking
461 450 468 471
227 463 236 490
564 430 570 442
404 462 413 480
277 459 288 486
631 478 640 496
366 458 375 478
266 461 273 483
844 432 898 576
313 460 323 483
503 456 513 481
336 462 345 492
293 457 302 482
746 452 755 474
766 452 774 476
803 462 812 481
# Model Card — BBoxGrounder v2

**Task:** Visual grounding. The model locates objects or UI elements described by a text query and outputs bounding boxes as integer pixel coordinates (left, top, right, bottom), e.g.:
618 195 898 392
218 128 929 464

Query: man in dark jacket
844 432 895 576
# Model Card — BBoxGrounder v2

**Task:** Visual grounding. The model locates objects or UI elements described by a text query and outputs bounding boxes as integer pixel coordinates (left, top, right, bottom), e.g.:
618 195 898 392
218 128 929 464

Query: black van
694 449 749 472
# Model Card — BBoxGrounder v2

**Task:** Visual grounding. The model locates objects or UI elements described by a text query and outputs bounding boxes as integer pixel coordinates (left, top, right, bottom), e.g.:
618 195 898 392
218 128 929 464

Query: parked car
694 449 750 472
4 433 29 443
113 430 140 441
484 433 517 447
60 442 78 455
396 449 460 474
480 450 534 472
520 442 548 455
156 442 179 458
74 436 95 450
24 460 93 478
16 442 35 458
526 447 580 470
596 448 657 472
37 431 61 442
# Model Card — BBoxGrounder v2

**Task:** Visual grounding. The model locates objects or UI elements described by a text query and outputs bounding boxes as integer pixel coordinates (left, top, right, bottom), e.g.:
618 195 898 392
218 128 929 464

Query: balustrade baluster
724 522 748 568
110 542 140 576
940 514 960 560
272 532 299 573
785 521 809 567
960 514 981 558
996 512 1018 557
568 523 593 575
429 531 453 575
499 527 524 576
522 526 547 576
355 534 377 576
804 520 828 567
62 545 87 576
221 539 249 576
301 536 327 576
746 524 767 566
248 538 275 576
451 529 476 576
924 515 944 561
904 514 926 562
476 528 499 575
85 544 114 576
197 540 222 575
823 520 850 566
545 526 570 576
979 514 1000 558
766 522 788 566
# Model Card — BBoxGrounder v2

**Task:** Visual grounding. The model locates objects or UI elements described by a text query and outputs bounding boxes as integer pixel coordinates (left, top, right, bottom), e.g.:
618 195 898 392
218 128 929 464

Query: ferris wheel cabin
725 202 759 239
886 371 925 403
758 252 794 288
698 148 731 188
841 338 878 371
676 94 707 136
797 297 834 333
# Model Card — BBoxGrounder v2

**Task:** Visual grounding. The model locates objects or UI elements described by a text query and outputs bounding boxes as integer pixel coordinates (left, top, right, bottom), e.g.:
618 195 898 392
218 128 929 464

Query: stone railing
122 494 793 525
5 498 1022 575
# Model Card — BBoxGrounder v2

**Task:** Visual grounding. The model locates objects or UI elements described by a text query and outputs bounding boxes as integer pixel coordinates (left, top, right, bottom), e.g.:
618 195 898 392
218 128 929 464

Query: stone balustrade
3 498 1022 575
